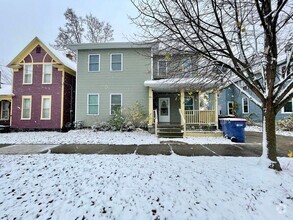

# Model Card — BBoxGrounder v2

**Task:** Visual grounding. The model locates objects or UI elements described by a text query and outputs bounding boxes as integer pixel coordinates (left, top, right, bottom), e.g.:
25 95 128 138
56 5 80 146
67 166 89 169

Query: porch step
157 127 183 138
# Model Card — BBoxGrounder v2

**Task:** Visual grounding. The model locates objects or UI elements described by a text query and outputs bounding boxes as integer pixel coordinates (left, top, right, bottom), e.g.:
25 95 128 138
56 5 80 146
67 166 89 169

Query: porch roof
0 84 13 96
144 78 219 92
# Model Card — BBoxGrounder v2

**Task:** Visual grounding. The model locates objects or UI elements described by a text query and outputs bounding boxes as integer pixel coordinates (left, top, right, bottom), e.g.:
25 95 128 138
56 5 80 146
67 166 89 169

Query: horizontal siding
76 48 151 126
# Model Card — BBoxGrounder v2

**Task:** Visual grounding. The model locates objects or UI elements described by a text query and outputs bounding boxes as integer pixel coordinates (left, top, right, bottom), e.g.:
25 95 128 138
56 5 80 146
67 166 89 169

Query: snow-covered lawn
246 126 293 137
0 155 292 219
0 129 233 145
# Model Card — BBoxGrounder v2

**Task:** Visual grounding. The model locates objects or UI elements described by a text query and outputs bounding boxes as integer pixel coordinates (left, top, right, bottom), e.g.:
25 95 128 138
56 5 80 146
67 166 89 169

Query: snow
0 130 235 145
0 84 12 96
0 155 292 219
246 126 293 137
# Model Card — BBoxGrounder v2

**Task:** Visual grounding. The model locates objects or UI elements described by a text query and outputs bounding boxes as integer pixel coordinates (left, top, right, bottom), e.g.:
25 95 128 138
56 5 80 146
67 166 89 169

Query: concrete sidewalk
0 131 291 157
0 142 288 157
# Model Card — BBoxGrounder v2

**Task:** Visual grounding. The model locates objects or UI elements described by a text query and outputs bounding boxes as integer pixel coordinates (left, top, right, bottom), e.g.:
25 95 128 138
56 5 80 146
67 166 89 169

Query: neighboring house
0 66 13 130
70 43 220 137
218 60 293 122
7 37 76 131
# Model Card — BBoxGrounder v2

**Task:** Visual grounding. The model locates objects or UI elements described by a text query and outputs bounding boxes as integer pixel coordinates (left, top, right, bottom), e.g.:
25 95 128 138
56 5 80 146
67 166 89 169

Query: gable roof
7 37 76 72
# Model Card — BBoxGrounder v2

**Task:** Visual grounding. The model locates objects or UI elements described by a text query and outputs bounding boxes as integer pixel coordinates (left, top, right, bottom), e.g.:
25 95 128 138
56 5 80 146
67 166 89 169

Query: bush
124 102 148 128
276 114 293 131
91 102 148 132
244 113 258 126
108 109 126 131
92 122 111 131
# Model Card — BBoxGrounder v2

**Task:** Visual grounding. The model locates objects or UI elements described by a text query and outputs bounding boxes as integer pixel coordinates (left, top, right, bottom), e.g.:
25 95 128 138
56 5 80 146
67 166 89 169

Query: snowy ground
0 155 292 219
246 126 293 137
0 129 233 145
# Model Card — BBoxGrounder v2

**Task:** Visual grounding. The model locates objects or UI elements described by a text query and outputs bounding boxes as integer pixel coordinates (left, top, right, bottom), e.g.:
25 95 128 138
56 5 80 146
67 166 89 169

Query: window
43 64 52 84
227 101 234 115
242 97 249 114
1 101 9 120
185 96 194 110
158 60 168 77
88 54 100 72
23 64 32 84
283 98 293 113
21 96 32 120
181 58 192 74
87 94 99 115
110 53 123 71
110 94 122 114
41 96 51 120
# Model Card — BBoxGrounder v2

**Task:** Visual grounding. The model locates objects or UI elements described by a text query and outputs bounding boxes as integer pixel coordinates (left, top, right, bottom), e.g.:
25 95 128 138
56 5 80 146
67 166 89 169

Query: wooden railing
185 110 216 125
179 109 186 137
153 109 158 136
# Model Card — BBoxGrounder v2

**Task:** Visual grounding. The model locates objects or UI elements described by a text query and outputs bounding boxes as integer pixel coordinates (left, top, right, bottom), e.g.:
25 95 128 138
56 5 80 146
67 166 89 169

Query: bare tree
85 14 114 43
131 0 293 170
53 8 114 55
54 8 84 52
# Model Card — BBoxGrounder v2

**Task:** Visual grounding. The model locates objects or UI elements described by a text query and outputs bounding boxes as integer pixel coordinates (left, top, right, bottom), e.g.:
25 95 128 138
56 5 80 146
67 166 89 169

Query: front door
159 98 170 123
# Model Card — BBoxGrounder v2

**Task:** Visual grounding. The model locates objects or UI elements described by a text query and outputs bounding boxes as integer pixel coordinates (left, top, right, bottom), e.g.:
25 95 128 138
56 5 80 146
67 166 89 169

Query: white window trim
42 64 52 84
242 97 249 114
0 101 9 120
110 93 123 115
110 53 123 72
21 96 32 120
281 98 293 114
227 101 234 115
157 60 168 77
23 64 33 84
41 95 52 120
88 54 100 72
87 93 100 115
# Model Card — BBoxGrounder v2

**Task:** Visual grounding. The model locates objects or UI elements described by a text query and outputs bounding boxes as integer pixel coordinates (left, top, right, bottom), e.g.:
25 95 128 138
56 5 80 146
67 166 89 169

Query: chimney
66 53 73 60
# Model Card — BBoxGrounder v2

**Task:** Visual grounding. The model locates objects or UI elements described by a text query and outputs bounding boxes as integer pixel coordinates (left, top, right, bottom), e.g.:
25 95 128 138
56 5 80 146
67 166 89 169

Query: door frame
158 97 170 123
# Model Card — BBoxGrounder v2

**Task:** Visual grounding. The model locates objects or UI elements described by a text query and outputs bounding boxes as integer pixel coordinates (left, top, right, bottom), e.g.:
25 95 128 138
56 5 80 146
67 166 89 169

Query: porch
145 79 220 137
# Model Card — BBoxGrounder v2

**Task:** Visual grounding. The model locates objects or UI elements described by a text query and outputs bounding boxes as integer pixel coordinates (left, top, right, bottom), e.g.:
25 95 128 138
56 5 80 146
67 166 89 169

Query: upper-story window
110 53 123 71
43 64 52 84
242 97 249 114
23 64 33 84
181 58 192 74
88 54 100 72
158 60 168 77
282 98 293 113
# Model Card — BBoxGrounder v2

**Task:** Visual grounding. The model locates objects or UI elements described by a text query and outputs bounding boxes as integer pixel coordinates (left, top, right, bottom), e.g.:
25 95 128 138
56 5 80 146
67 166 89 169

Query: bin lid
219 118 247 122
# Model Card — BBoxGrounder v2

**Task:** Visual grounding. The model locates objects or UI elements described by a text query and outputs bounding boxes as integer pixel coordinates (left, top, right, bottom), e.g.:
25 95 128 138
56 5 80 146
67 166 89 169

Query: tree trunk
263 103 282 171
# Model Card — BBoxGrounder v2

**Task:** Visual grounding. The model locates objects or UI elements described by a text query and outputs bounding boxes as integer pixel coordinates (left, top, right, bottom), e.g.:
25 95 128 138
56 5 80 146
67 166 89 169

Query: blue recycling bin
220 118 247 143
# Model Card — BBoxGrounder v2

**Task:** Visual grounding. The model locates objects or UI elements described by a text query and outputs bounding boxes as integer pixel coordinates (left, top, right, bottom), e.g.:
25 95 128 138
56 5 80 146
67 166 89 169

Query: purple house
7 37 76 130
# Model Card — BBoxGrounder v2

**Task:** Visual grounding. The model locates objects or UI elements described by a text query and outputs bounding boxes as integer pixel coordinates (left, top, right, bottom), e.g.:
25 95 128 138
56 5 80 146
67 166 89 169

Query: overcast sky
0 0 139 66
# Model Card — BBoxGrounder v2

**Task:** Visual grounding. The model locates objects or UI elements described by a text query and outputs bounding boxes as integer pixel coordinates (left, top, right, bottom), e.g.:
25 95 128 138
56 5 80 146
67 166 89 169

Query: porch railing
185 110 216 125
153 109 158 136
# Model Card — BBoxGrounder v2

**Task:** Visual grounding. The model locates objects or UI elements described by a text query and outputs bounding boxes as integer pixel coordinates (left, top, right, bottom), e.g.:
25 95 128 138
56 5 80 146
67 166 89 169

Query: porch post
148 87 153 126
180 89 185 125
213 90 218 129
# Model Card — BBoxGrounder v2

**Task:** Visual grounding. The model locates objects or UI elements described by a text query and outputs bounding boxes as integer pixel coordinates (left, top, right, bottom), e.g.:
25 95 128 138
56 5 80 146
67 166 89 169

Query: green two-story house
70 42 152 127
70 42 220 137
